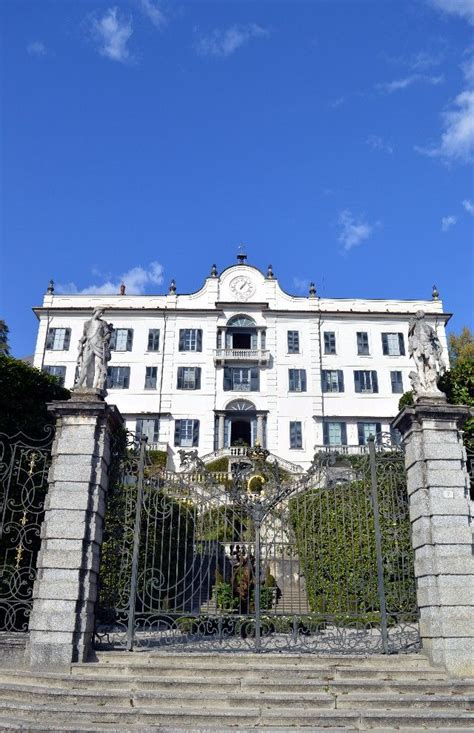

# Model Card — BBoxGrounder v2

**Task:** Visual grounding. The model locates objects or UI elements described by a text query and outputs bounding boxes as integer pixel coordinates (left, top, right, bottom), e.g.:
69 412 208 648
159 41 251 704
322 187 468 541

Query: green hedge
289 456 416 618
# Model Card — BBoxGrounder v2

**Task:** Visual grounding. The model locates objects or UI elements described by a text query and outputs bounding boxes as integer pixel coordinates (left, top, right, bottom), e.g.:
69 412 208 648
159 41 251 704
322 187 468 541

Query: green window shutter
178 330 185 351
357 423 365 445
177 367 184 389
174 421 181 446
341 423 347 445
354 371 361 393
371 371 378 393
196 330 203 352
223 367 232 391
382 333 388 355
398 333 405 355
250 368 259 391
195 367 201 390
301 370 307 391
323 422 329 446
192 420 200 447
63 329 71 350
46 329 54 350
126 329 134 351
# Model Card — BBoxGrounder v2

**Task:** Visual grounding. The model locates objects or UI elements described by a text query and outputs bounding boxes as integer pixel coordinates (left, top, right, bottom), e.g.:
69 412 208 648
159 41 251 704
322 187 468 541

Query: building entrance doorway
231 419 251 446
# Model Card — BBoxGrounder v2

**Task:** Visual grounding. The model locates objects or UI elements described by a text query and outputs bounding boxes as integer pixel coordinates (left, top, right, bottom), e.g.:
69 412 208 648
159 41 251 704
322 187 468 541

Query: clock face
229 276 256 301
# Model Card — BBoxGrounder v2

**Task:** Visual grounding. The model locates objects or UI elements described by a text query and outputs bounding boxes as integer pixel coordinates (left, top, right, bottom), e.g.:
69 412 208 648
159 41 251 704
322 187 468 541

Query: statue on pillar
408 310 447 399
75 308 113 391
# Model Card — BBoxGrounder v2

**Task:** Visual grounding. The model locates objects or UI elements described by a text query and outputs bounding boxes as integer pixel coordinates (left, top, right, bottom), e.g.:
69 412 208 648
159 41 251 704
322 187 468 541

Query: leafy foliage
0 321 9 356
448 327 474 366
0 355 69 437
289 456 416 621
205 456 230 472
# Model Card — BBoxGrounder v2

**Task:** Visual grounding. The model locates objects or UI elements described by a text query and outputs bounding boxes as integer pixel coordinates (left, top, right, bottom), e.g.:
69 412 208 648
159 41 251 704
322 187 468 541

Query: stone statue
75 308 113 391
408 310 447 399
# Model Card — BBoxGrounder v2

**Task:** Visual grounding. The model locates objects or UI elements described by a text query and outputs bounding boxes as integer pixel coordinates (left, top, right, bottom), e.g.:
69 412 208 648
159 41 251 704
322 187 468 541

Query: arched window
226 399 256 411
226 315 256 329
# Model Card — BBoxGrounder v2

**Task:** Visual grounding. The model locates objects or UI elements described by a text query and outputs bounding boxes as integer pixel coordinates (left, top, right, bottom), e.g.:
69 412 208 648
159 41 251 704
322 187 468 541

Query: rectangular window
390 370 403 394
357 422 382 445
224 367 259 392
144 366 157 389
46 328 71 351
111 328 133 352
382 332 405 356
324 331 336 354
289 421 303 449
106 366 130 389
147 329 160 351
354 370 379 393
289 369 307 392
287 330 300 353
323 421 347 446
357 332 370 355
179 329 203 352
135 418 159 443
174 419 199 447
177 366 201 390
322 370 344 393
43 365 67 386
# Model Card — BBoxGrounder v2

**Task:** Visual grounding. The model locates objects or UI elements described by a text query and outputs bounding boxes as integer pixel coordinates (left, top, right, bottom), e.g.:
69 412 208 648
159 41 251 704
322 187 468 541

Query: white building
33 254 449 470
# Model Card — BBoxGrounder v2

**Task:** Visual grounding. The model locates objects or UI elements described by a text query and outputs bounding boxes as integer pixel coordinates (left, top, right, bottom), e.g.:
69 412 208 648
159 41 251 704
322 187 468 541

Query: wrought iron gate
0 429 54 633
95 436 420 654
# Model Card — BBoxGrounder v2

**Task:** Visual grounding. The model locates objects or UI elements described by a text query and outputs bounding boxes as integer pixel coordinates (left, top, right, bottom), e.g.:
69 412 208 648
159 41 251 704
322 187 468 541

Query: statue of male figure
408 310 447 399
75 308 113 390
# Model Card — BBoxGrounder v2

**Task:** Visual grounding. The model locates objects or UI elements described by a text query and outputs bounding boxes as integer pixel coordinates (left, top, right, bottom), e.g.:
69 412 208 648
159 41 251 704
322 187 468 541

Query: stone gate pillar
393 401 474 677
28 389 123 668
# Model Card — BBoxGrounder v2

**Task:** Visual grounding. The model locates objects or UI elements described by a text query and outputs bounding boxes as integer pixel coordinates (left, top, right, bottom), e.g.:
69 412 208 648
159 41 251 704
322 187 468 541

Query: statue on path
75 308 113 391
408 310 447 399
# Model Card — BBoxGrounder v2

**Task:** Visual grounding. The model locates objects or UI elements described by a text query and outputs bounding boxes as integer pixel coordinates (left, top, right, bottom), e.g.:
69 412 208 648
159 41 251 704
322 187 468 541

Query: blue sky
1 0 473 357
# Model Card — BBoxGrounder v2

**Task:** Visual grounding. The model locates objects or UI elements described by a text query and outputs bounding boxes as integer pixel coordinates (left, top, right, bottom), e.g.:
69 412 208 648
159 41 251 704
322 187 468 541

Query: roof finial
119 282 126 295
309 282 317 298
210 263 218 277
266 264 274 279
432 284 439 300
46 279 55 294
169 278 177 294
237 243 247 264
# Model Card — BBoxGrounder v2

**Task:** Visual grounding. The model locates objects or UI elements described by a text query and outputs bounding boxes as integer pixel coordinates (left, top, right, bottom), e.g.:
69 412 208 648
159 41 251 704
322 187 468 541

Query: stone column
257 414 264 446
217 413 225 450
392 401 474 677
28 389 123 668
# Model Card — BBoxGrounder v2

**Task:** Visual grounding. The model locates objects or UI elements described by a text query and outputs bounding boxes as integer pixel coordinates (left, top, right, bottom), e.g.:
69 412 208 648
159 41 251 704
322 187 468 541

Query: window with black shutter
357 332 370 355
382 332 405 356
112 328 134 352
46 328 71 351
179 329 203 352
322 370 344 393
289 421 302 449
147 329 160 351
106 366 130 389
323 421 347 446
390 370 403 393
289 369 307 392
354 370 378 393
288 331 299 353
43 365 67 385
145 366 157 389
174 419 199 447
177 367 201 390
136 418 159 443
324 331 336 354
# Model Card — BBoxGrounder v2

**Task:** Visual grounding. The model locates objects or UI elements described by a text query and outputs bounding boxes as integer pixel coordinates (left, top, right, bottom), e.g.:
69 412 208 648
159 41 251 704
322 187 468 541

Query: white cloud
57 262 164 295
441 215 457 231
27 41 47 57
366 135 394 154
293 277 310 294
409 50 444 70
90 7 133 63
139 0 166 29
337 210 378 251
417 90 474 163
195 23 269 58
463 198 474 214
377 74 444 93
429 0 474 25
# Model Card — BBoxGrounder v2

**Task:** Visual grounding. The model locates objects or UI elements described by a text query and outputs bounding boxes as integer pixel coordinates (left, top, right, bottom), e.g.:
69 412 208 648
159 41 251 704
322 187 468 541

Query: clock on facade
229 275 256 301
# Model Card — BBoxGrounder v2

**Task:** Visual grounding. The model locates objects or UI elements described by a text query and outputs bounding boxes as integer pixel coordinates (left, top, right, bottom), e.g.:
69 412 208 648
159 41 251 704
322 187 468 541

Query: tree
0 320 9 356
448 327 474 366
0 355 69 437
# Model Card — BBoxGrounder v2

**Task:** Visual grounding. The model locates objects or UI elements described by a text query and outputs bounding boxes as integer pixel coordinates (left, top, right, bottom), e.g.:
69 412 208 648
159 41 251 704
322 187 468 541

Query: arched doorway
215 400 266 449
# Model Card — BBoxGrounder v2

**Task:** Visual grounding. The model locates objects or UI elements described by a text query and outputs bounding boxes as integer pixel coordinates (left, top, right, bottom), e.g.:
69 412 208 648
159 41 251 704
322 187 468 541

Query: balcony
214 348 270 365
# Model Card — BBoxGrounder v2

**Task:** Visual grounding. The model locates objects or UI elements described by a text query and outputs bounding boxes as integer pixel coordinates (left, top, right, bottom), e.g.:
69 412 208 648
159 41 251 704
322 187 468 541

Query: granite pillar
28 389 123 668
392 401 474 677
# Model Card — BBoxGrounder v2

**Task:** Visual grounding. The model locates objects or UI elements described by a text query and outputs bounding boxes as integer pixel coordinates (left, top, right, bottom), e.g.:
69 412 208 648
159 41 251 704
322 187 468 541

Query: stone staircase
0 652 473 731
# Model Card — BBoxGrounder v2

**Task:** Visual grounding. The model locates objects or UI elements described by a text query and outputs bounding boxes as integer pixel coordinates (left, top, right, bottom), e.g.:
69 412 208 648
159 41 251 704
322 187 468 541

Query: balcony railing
214 348 270 365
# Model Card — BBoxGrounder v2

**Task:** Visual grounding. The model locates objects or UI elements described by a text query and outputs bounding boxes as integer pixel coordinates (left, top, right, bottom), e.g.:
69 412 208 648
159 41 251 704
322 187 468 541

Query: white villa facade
33 254 449 470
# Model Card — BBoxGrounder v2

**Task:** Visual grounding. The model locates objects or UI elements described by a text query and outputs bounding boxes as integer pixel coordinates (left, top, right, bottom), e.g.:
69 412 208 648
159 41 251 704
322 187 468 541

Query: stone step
2 671 474 696
1 684 472 712
0 700 472 730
